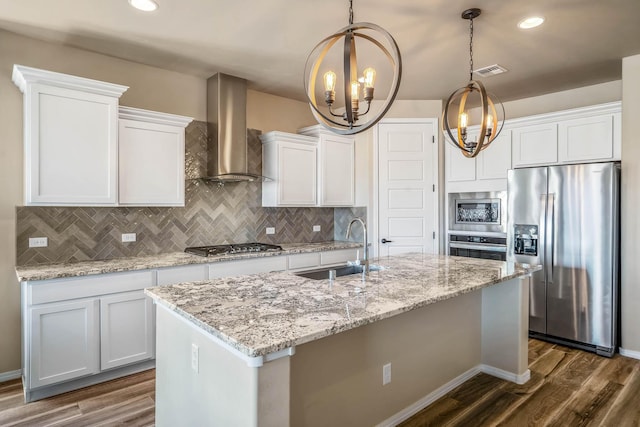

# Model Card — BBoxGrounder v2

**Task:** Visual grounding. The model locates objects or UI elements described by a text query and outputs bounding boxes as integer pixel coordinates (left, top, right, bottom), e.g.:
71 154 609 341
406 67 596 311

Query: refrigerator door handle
546 193 555 283
540 194 548 284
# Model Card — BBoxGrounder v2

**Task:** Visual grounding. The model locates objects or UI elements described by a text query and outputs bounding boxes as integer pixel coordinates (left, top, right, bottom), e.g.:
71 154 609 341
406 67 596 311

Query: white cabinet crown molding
465 101 621 133
119 106 193 128
260 131 317 146
12 64 128 98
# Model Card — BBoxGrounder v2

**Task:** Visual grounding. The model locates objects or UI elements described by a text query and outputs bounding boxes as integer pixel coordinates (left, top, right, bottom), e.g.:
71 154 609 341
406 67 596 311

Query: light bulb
323 71 337 92
128 0 158 11
459 112 469 129
486 114 493 128
351 81 360 100
363 68 376 88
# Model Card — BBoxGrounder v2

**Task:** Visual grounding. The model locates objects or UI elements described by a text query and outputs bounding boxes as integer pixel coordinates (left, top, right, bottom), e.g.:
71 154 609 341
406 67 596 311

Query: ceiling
1 0 639 103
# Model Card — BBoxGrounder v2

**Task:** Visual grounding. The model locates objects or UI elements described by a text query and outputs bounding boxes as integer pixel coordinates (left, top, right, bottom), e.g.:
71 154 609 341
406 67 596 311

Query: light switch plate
266 227 275 235
121 233 137 243
313 225 321 232
29 237 48 248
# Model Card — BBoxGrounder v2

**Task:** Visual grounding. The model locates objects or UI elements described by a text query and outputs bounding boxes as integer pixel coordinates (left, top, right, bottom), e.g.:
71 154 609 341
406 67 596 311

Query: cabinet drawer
320 248 360 266
288 253 321 270
28 270 155 305
156 264 208 286
208 256 287 279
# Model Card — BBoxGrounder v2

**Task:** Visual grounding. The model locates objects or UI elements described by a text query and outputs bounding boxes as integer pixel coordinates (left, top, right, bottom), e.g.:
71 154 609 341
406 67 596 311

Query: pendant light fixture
443 8 505 158
304 0 402 135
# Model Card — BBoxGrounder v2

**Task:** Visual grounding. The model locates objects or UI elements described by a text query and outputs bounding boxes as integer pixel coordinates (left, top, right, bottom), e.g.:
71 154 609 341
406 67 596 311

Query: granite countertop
146 253 541 358
15 241 362 282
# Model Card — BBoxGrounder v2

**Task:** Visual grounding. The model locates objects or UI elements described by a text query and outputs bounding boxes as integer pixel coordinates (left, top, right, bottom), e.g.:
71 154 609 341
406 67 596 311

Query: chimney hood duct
203 73 264 182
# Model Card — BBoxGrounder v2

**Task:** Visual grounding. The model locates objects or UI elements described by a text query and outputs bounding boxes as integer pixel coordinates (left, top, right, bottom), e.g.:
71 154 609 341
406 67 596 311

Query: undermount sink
294 263 384 280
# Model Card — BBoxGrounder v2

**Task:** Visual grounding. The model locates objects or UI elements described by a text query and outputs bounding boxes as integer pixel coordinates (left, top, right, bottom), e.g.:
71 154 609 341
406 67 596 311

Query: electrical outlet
313 225 321 232
383 363 391 385
266 227 275 235
28 237 48 248
191 343 199 373
121 233 137 243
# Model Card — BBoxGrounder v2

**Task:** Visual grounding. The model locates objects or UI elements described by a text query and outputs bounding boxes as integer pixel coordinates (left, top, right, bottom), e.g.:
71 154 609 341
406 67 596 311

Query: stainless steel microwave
448 191 507 233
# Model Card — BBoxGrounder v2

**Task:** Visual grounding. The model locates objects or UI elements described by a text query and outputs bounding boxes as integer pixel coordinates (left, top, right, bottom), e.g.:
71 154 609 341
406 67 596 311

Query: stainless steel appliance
448 191 507 234
185 243 283 257
507 162 620 357
449 233 507 261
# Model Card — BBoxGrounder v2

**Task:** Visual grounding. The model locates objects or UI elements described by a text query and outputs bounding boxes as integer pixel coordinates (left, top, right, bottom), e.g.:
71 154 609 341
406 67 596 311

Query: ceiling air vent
473 64 508 77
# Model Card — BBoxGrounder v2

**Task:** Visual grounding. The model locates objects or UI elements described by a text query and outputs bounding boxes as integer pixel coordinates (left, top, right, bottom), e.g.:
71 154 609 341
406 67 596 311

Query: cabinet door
25 84 118 205
512 123 558 167
445 140 476 182
318 135 355 206
100 291 154 370
278 141 317 206
558 114 614 163
477 130 512 180
118 119 185 206
29 299 99 388
156 264 208 286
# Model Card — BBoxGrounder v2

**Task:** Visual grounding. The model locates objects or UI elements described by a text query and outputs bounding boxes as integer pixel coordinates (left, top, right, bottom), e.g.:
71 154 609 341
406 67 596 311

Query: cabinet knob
381 238 393 244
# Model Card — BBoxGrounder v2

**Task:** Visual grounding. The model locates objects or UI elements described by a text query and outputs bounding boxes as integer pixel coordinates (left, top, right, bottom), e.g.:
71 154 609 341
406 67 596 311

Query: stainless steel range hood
203 73 264 182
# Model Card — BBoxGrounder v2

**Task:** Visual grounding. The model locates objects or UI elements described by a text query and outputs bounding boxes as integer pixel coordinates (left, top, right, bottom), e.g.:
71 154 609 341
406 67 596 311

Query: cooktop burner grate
184 243 283 257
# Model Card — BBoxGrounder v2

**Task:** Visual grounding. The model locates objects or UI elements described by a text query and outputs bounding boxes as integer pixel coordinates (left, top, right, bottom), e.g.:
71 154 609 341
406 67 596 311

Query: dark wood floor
1 340 639 426
400 339 640 427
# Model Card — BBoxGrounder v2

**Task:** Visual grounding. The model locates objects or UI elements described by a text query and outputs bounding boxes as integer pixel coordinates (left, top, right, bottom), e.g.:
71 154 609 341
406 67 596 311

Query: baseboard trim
375 366 482 427
376 364 529 426
479 364 530 385
620 348 640 360
0 369 22 383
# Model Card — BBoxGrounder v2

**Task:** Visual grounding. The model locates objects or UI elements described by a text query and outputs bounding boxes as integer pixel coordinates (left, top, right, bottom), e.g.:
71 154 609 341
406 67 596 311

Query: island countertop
145 253 541 358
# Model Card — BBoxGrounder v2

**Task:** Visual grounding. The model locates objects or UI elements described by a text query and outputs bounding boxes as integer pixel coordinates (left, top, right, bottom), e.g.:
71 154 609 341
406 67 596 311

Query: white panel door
118 119 185 206
30 299 99 388
100 291 155 370
377 120 438 256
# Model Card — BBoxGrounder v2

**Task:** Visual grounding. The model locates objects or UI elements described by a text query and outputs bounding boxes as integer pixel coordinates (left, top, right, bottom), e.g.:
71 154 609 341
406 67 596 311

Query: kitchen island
146 253 539 427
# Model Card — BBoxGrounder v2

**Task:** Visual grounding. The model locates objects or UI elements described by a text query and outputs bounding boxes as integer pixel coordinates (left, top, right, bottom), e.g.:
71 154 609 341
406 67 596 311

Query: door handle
381 238 393 244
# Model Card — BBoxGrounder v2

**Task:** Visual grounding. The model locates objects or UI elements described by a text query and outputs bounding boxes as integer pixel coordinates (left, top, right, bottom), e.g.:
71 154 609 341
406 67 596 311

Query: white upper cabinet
512 123 558 168
299 125 355 207
511 102 621 168
13 65 128 206
261 131 317 207
558 113 618 163
477 130 512 180
445 129 511 193
118 107 192 206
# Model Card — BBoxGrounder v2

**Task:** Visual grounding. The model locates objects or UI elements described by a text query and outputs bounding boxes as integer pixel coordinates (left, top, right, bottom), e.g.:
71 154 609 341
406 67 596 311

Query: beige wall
247 90 315 133
621 54 640 353
290 290 482 426
499 80 621 119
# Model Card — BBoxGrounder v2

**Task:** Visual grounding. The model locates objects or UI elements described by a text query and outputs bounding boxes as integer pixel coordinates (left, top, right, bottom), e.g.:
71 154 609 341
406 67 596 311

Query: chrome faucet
346 217 369 273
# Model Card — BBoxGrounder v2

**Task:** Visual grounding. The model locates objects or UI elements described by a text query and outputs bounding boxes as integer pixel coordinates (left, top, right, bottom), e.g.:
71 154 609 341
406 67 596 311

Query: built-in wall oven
447 191 507 261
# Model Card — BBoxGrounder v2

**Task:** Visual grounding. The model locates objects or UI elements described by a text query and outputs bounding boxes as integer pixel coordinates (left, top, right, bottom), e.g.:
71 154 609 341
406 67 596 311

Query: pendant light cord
348 0 354 24
469 16 474 82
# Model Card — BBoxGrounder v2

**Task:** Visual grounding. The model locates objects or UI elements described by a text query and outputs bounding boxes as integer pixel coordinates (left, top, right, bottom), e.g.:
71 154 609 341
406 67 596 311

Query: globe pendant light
304 0 402 135
443 8 505 158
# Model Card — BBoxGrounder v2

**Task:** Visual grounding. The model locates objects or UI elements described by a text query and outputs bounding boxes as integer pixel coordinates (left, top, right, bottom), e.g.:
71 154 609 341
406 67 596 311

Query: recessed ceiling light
518 16 544 29
128 0 158 12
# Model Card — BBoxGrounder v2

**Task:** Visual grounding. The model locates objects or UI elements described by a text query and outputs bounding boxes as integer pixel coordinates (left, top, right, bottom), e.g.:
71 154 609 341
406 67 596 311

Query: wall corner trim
0 369 22 383
619 348 640 360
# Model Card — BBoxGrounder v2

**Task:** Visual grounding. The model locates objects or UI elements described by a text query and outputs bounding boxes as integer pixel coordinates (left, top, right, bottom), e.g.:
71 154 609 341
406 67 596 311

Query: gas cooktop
184 243 283 257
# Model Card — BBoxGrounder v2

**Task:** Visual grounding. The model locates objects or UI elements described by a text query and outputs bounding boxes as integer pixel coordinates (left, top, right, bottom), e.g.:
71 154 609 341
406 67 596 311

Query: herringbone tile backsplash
16 122 362 266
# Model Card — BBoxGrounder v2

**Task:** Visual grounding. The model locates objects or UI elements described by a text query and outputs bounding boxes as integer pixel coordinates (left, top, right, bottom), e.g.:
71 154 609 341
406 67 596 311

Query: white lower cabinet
29 298 99 388
100 291 154 371
209 256 288 278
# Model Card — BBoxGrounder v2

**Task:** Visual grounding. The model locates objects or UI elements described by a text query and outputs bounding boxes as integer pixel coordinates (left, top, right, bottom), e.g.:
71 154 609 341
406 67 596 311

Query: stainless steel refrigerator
507 162 620 357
